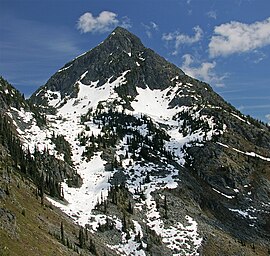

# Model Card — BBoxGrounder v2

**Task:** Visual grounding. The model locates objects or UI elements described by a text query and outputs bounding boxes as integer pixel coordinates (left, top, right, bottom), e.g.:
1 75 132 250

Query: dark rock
0 208 18 238
0 188 6 199
30 27 184 108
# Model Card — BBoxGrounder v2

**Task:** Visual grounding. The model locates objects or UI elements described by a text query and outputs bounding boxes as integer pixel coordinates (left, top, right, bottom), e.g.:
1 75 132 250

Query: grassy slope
0 164 77 255
0 144 116 256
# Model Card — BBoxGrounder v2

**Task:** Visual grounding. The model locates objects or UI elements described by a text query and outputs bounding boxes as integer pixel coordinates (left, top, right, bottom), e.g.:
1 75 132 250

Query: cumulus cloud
209 17 270 57
142 21 159 38
162 26 203 55
181 54 226 87
77 11 124 33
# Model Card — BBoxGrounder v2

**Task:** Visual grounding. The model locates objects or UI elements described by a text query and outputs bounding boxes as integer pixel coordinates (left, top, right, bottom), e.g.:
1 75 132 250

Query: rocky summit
1 27 270 255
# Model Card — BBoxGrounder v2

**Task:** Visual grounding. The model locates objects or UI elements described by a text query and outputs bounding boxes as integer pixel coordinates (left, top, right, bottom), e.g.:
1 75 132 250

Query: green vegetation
51 133 73 165
0 113 63 199
0 76 27 110
79 109 173 164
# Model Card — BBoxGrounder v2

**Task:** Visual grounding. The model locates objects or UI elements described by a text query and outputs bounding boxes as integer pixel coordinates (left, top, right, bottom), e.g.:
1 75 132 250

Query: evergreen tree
79 226 85 248
164 195 168 219
89 239 98 255
60 221 65 244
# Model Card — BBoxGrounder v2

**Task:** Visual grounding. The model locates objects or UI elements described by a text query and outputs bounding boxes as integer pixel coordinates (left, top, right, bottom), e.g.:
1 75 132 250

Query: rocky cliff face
30 27 184 105
2 27 270 255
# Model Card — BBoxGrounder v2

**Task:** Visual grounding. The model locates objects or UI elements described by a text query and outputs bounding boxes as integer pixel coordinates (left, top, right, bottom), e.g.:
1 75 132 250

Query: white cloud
209 17 270 57
77 11 119 33
142 21 159 38
162 26 203 55
181 54 226 87
206 10 217 19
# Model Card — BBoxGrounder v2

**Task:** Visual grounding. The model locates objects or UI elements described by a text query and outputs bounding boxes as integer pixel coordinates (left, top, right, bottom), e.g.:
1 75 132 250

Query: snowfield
44 71 207 255
10 70 242 255
47 152 112 226
9 68 270 255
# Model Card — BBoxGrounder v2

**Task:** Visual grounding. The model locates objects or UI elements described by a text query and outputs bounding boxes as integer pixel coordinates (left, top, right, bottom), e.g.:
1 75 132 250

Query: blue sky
0 0 270 123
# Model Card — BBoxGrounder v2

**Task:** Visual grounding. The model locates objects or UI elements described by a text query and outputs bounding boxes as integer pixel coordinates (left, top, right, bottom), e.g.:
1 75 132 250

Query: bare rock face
0 208 18 239
30 27 184 106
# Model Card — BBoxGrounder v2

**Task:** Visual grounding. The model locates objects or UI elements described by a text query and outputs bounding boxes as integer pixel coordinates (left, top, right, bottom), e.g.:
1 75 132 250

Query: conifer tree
164 195 168 219
60 221 65 244
79 226 85 248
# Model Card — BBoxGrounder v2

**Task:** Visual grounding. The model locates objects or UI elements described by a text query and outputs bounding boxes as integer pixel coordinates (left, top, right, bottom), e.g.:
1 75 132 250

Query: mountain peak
103 26 145 53
112 26 132 35
111 26 140 40
31 27 186 105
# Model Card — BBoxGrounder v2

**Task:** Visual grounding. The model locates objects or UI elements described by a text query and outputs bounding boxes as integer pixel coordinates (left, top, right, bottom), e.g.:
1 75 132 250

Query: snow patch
231 113 250 125
47 153 112 226
58 63 73 73
131 86 179 120
217 142 270 162
229 208 257 220
44 90 61 107
212 188 235 199
108 220 146 256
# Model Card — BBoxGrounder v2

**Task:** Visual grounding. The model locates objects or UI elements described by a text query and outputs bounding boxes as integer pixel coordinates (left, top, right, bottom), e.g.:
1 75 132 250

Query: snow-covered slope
29 64 269 255
7 27 270 255
44 71 207 255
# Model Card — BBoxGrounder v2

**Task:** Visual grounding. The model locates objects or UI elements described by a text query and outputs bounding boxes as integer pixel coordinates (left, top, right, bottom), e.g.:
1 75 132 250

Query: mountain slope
2 27 270 255
0 141 118 256
0 77 118 256
30 27 184 107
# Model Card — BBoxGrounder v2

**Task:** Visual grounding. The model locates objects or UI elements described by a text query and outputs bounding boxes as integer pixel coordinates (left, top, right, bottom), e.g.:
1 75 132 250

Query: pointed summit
30 27 185 107
101 26 145 57
112 26 130 34
111 26 141 41
111 26 137 37
109 26 144 46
